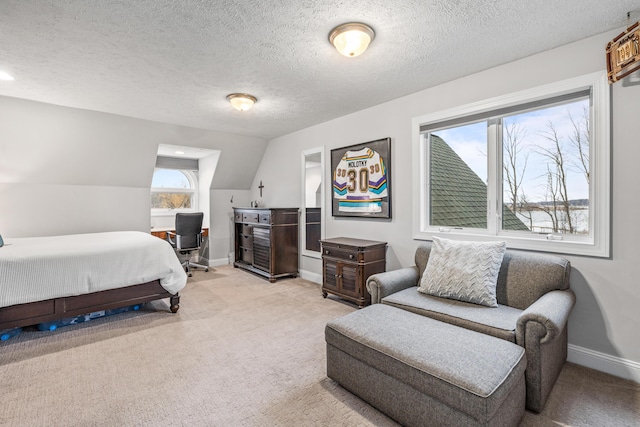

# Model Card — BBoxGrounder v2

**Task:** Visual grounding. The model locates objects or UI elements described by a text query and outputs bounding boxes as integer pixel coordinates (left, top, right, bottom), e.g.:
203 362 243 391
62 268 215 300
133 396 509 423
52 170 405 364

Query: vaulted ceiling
1 1 637 139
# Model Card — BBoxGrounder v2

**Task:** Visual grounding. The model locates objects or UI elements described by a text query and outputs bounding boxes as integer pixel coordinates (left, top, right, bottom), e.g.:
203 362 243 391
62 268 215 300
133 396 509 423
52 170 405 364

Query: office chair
166 212 209 277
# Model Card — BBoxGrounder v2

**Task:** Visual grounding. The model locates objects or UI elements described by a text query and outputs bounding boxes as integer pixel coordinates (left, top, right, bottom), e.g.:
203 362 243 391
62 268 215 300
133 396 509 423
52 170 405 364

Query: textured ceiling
0 1 637 140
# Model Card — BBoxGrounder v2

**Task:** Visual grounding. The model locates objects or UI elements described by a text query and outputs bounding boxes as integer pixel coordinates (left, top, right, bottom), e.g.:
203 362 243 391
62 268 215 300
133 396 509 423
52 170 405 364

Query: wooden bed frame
0 280 180 331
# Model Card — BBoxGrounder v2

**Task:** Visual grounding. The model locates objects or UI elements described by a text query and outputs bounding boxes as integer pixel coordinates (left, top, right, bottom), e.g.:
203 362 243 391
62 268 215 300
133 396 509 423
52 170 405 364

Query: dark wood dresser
233 207 299 282
321 237 387 308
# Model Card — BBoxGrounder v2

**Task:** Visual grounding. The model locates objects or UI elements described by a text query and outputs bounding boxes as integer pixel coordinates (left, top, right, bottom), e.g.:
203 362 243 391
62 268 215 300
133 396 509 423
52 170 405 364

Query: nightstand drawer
322 246 359 262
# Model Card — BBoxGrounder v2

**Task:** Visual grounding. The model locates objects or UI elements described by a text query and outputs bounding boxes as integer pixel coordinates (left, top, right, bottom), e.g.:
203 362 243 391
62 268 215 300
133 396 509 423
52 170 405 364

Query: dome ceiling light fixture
329 22 375 57
226 93 257 111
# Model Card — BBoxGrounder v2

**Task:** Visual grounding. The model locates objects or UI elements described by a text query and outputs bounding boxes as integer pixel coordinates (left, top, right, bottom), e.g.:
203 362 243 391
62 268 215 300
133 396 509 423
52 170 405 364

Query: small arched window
150 168 198 211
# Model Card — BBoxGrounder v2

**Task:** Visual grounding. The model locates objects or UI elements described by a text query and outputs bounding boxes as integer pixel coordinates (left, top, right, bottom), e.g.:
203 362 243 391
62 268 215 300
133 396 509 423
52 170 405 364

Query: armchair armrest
516 289 576 345
366 266 420 304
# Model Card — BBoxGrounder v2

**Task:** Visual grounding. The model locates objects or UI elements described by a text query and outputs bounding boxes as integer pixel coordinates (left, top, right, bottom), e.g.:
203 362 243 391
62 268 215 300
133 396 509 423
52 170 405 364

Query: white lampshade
227 93 257 111
329 23 375 57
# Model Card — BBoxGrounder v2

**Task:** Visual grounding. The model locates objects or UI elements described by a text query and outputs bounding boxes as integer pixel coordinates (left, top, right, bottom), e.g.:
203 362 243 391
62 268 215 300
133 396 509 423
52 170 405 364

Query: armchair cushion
418 237 506 307
383 287 522 342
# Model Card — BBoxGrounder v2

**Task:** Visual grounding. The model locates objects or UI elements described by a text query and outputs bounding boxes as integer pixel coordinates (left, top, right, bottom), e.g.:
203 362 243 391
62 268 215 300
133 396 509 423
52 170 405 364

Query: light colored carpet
1 266 638 426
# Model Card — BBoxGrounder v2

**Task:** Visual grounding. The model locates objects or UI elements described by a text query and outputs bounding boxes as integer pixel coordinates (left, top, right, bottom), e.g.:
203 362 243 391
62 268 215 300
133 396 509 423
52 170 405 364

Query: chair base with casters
177 250 209 277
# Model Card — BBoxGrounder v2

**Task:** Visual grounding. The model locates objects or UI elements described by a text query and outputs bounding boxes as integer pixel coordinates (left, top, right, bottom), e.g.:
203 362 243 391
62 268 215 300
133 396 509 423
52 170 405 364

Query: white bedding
0 231 187 308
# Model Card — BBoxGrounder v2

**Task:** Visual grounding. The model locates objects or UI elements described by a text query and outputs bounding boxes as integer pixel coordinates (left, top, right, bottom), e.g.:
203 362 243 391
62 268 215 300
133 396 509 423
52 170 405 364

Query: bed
0 231 188 331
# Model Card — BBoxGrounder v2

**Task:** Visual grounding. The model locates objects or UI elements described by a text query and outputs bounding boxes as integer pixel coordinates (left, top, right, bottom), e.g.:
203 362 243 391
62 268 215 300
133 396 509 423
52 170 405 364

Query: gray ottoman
326 304 526 427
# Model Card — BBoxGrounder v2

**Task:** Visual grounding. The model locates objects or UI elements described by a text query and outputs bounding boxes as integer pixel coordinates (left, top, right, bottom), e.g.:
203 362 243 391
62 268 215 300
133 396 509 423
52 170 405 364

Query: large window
151 168 198 212
412 72 610 257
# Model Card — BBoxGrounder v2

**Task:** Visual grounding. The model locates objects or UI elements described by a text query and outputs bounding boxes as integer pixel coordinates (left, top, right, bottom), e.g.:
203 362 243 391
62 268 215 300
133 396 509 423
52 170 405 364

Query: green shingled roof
430 134 529 231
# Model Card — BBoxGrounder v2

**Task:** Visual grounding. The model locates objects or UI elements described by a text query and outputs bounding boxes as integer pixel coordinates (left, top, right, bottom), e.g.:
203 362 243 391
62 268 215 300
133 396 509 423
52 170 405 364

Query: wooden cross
258 180 264 197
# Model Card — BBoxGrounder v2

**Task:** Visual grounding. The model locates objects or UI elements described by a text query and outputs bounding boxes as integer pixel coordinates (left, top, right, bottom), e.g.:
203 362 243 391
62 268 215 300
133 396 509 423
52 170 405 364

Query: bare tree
567 106 590 184
517 193 534 230
537 122 574 233
539 163 560 232
503 121 529 213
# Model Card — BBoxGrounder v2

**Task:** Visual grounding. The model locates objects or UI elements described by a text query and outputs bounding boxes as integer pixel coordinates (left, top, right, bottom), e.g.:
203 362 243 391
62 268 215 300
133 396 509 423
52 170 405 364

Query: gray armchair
366 242 574 412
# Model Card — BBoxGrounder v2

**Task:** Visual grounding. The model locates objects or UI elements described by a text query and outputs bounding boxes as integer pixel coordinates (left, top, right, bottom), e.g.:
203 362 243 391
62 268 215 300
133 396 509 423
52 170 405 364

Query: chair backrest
174 212 204 250
414 242 571 310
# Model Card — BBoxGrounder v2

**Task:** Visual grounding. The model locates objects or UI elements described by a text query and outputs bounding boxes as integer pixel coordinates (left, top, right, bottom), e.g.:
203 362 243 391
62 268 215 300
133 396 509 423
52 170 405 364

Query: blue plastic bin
1 327 22 341
37 304 143 331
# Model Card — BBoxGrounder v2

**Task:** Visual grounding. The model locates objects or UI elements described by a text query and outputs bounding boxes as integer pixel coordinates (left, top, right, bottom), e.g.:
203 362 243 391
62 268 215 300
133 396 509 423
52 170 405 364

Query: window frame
411 72 610 258
150 168 199 215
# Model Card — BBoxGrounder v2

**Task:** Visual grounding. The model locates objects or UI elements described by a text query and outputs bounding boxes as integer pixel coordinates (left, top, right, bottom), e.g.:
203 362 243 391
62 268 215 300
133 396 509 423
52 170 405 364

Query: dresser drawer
240 247 253 264
240 233 253 248
234 212 243 223
259 212 271 224
243 212 259 223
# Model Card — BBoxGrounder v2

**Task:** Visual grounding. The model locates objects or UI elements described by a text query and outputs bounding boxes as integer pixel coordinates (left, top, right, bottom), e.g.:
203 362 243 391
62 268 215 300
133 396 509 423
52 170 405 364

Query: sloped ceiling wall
0 96 267 237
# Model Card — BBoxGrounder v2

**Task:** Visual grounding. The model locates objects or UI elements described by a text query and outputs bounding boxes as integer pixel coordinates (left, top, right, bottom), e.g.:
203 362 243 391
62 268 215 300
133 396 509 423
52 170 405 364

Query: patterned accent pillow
418 237 506 307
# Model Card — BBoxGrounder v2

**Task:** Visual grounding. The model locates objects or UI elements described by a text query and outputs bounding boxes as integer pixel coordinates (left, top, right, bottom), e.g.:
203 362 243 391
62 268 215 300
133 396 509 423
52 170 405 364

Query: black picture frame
331 137 391 219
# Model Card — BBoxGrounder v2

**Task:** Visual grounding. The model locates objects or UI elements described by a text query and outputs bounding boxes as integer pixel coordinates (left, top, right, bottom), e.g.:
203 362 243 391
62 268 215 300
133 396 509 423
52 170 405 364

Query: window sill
413 229 608 258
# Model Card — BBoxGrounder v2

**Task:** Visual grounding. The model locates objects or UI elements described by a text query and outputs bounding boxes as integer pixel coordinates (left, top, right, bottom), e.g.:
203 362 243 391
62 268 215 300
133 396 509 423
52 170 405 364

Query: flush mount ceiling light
226 93 257 111
329 22 375 57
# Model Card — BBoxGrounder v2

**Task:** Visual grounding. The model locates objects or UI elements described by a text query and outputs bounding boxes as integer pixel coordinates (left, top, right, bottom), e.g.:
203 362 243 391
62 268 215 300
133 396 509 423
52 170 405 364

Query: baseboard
568 344 640 383
299 269 322 285
208 258 231 267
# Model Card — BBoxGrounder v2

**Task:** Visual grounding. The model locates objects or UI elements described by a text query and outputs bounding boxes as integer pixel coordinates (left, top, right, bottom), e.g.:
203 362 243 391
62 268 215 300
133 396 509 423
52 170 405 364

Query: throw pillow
418 236 506 307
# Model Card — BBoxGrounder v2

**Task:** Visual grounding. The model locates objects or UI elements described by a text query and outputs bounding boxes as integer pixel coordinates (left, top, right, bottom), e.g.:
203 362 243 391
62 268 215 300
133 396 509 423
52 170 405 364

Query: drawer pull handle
349 254 355 259
325 250 330 254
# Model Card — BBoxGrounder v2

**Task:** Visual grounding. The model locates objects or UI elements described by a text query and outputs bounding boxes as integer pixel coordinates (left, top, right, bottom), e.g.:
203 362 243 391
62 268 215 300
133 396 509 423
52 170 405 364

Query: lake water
514 208 589 234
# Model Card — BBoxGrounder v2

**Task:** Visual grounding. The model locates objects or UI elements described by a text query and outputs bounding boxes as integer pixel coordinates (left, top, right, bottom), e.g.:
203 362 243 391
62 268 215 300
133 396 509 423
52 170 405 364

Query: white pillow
418 237 506 307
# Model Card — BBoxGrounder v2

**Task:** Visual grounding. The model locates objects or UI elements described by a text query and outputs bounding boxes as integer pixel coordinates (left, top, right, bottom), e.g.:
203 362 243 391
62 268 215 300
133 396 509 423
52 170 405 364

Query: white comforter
0 231 187 308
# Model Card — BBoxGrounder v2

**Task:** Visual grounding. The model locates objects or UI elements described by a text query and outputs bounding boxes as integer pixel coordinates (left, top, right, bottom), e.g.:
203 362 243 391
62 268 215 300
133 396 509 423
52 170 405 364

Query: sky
151 169 191 189
433 98 590 203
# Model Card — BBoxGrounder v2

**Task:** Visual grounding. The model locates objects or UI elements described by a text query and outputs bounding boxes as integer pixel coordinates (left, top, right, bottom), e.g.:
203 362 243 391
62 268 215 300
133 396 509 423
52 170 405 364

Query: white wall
251 29 640 379
209 189 253 265
0 96 267 261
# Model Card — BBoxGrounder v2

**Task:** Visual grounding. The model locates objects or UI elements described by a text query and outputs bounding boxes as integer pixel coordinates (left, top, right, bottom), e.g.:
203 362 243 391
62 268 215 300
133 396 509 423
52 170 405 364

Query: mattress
0 231 188 308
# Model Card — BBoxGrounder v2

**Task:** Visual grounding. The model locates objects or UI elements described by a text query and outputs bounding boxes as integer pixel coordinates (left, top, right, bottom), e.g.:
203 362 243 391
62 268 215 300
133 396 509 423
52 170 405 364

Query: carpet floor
1 265 638 426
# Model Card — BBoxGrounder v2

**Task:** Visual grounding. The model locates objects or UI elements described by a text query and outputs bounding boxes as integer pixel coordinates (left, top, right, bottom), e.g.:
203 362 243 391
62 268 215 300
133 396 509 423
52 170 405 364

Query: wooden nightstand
321 237 387 308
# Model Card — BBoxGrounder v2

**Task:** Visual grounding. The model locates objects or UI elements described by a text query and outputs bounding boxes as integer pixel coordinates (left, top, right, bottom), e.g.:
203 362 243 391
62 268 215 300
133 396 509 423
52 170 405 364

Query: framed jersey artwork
331 137 391 219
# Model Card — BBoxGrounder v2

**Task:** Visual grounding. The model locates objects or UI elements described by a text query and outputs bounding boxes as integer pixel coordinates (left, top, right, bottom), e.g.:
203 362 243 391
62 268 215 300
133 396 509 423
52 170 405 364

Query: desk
151 228 209 240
